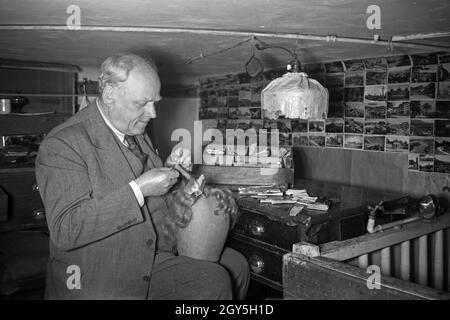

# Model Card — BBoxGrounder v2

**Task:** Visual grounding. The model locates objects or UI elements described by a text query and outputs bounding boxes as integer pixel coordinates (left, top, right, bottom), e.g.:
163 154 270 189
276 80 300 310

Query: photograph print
325 133 344 148
409 137 434 154
387 84 410 100
364 85 387 102
410 119 434 136
410 100 436 118
410 82 436 100
388 67 411 84
387 101 410 118
385 135 409 153
364 135 385 151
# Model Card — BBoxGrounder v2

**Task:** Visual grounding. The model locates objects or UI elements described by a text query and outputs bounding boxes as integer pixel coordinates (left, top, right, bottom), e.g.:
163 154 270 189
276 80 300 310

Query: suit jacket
35 101 170 299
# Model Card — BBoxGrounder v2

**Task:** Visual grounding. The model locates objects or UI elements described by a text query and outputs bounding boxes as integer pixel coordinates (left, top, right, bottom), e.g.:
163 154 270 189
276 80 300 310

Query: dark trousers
148 247 250 300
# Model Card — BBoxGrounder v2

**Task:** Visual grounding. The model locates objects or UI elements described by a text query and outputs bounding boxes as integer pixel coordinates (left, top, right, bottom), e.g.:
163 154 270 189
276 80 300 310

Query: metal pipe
0 25 449 51
400 240 411 281
418 235 428 286
433 230 444 290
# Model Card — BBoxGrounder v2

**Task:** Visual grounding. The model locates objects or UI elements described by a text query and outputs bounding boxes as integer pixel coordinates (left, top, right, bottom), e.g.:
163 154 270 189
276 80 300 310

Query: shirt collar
96 98 126 144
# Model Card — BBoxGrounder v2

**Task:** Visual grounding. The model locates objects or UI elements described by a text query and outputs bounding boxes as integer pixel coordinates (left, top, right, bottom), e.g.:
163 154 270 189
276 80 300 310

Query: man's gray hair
98 53 158 94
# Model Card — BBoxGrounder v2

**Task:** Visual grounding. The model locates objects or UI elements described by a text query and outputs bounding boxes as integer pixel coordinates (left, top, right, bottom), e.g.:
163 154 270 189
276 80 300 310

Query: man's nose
145 102 157 118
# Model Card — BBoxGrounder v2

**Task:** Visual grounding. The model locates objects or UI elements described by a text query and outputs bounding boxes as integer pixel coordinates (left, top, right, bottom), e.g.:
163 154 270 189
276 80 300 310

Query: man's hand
135 167 179 197
165 147 192 171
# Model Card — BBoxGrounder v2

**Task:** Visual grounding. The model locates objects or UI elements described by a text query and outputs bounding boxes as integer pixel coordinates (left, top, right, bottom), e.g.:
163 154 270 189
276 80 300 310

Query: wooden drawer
0 169 44 223
227 233 288 286
234 210 300 250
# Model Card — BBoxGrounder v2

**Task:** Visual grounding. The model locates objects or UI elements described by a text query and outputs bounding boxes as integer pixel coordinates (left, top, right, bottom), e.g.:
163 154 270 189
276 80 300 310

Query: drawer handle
249 221 265 236
32 183 39 192
249 255 265 274
32 208 46 220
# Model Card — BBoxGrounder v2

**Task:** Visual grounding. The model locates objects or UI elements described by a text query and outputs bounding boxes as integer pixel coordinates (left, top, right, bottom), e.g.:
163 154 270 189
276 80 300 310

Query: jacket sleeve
35 136 144 251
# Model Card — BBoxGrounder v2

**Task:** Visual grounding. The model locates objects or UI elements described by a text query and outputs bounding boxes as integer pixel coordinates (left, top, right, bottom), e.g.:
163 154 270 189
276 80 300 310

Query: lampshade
261 72 329 120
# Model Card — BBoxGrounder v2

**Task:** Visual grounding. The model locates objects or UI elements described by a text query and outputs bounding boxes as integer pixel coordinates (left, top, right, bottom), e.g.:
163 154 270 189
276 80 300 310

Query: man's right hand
135 167 179 197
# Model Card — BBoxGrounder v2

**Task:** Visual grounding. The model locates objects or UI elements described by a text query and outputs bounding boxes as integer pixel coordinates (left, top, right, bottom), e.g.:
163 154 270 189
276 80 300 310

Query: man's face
107 66 161 135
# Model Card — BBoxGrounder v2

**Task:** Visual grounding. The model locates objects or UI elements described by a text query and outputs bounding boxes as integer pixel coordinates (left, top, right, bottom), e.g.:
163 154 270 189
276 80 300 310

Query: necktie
124 135 148 166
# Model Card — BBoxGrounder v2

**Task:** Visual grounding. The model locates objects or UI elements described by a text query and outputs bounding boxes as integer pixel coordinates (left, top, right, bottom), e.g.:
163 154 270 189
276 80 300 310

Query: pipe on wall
0 25 449 52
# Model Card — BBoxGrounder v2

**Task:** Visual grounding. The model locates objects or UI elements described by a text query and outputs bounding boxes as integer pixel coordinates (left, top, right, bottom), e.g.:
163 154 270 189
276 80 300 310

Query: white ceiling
0 0 449 84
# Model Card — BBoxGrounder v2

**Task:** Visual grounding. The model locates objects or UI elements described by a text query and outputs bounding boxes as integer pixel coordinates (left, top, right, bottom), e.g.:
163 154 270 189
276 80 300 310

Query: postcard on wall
388 67 411 84
410 100 436 118
365 102 387 119
364 135 385 152
387 101 410 118
365 120 387 135
345 118 364 134
410 82 436 100
291 119 308 132
344 134 363 149
436 101 450 118
326 74 345 87
434 155 450 173
418 154 434 172
438 63 450 82
410 119 434 136
309 120 325 133
343 59 365 72
292 133 309 146
438 81 450 99
409 153 419 171
345 87 364 102
364 57 387 70
385 135 409 153
329 87 345 102
409 137 434 155
364 85 387 102
325 133 344 148
386 119 409 136
328 102 345 118
387 84 410 101
411 53 438 66
345 72 365 87
412 65 437 83
386 55 411 68
325 119 344 133
366 70 387 86
434 120 450 137
325 61 344 74
309 134 326 147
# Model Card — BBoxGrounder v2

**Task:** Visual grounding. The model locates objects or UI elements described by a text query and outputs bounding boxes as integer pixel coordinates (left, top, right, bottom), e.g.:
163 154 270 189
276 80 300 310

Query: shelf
0 113 71 135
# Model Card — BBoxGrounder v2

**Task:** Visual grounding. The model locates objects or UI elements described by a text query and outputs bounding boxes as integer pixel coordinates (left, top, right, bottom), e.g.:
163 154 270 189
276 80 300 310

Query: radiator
348 227 450 292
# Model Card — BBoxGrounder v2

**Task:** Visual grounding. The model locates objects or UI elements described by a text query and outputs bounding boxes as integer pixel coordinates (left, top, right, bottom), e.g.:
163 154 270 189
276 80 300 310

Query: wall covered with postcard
198 51 450 174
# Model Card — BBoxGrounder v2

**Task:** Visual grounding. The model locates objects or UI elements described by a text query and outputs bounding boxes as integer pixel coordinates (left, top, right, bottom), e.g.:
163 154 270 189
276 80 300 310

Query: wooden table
225 178 407 299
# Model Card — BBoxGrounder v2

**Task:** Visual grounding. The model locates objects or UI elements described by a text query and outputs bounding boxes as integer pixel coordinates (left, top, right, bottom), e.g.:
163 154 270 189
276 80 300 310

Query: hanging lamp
254 39 329 120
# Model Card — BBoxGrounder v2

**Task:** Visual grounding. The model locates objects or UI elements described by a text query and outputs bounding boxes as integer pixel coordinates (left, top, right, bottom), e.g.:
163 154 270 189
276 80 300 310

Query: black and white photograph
291 119 308 132
343 59 365 71
326 74 345 87
345 72 364 87
365 103 387 119
434 155 450 173
364 85 387 102
365 120 388 135
436 101 450 118
435 137 450 155
309 120 325 132
329 87 345 102
344 134 363 149
364 135 385 151
438 81 450 99
277 119 292 132
387 84 410 100
325 61 344 73
387 119 410 136
309 134 325 147
410 100 436 118
438 63 450 81
409 153 419 170
435 120 450 137
292 133 309 146
345 102 365 117
419 154 435 172
411 53 438 66
386 55 411 68
410 119 434 136
345 118 364 134
386 135 409 153
2 0 450 305
326 119 344 133
412 65 437 83
363 57 387 70
328 102 345 118
366 71 387 85
410 82 436 100
325 133 343 148
344 87 364 102
409 137 434 154
388 67 411 84
387 101 410 118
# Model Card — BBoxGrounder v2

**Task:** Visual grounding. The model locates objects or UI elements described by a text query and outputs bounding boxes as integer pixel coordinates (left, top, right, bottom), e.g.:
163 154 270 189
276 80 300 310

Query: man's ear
102 84 115 105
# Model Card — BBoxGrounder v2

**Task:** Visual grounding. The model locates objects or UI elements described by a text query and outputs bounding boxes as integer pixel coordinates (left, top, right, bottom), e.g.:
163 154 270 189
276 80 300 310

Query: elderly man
36 53 249 299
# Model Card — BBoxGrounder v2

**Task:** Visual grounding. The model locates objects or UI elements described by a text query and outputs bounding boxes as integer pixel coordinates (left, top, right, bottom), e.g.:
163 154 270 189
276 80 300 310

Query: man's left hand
165 147 192 171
